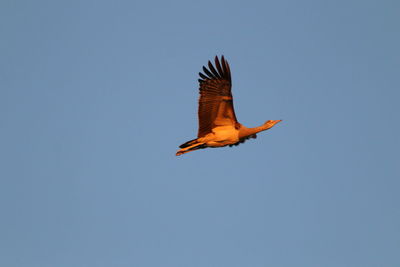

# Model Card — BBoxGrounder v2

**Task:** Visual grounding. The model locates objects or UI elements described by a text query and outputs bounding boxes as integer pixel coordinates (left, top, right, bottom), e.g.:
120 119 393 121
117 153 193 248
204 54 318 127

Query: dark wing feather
197 56 238 137
208 61 221 78
229 134 257 147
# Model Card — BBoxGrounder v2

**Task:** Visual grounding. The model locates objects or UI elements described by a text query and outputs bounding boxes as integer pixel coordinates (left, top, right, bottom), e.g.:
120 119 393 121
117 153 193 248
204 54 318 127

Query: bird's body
176 56 281 156
199 125 239 147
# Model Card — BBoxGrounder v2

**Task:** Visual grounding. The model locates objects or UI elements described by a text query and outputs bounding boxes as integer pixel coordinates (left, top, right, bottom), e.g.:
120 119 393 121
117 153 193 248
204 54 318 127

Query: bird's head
263 120 282 129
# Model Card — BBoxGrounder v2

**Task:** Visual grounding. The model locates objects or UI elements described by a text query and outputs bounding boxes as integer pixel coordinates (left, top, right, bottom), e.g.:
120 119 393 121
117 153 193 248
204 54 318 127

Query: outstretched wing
197 56 238 137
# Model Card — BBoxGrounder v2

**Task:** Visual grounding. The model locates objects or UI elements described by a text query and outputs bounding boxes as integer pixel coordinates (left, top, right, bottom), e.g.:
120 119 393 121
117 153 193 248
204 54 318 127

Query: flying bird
176 56 281 156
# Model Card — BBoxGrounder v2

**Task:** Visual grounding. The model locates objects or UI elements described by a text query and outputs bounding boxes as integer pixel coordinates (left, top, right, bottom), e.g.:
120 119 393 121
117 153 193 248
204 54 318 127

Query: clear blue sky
1 0 399 266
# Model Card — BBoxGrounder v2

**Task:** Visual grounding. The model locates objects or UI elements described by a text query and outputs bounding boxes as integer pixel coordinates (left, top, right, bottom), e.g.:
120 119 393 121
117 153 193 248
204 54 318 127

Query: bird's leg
176 142 207 156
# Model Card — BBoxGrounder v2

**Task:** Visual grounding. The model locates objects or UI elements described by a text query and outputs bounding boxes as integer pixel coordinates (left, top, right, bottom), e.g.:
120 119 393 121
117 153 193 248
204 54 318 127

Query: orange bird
176 56 281 156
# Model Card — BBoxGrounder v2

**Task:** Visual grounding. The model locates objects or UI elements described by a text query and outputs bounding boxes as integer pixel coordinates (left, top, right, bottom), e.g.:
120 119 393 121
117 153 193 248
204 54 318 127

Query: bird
176 56 281 156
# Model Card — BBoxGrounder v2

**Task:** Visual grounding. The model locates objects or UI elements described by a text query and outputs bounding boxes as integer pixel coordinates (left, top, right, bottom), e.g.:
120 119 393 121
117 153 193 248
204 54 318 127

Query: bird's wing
197 56 238 138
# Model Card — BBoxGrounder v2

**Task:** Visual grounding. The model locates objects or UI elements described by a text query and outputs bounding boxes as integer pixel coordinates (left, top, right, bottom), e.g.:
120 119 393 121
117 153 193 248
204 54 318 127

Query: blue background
1 0 399 266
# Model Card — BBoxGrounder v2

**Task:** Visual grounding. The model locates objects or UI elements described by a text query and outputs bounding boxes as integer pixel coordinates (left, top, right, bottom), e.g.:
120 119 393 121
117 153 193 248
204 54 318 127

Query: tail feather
179 138 198 148
176 141 207 156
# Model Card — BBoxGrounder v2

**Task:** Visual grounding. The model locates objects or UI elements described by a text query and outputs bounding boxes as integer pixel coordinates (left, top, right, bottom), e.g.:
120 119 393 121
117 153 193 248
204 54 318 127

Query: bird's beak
266 120 282 129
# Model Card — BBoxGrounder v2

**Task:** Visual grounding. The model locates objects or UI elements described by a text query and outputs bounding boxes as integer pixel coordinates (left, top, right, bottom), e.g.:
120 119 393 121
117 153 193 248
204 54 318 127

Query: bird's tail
176 140 207 156
179 138 198 148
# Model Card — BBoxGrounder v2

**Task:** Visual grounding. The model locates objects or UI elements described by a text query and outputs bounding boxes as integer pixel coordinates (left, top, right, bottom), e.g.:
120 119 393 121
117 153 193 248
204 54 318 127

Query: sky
1 0 399 266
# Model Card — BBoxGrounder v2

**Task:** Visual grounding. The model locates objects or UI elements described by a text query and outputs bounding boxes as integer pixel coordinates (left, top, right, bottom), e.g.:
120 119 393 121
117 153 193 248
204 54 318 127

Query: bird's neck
238 124 269 139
